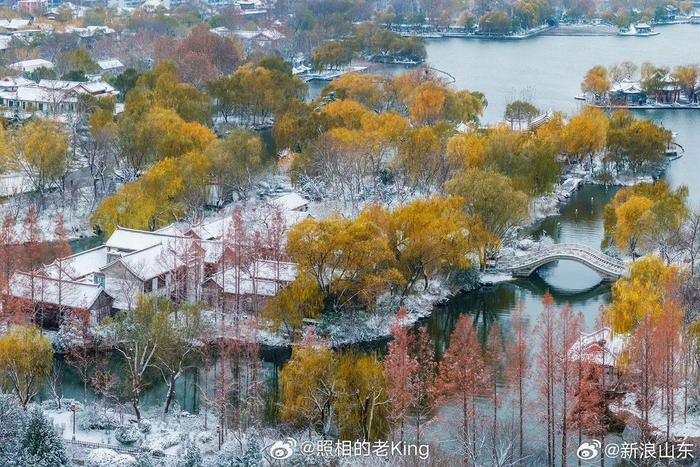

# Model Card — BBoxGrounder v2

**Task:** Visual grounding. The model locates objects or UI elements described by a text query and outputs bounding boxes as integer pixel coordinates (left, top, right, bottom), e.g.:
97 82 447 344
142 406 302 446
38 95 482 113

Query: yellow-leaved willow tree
603 181 688 260
606 255 683 334
279 329 388 441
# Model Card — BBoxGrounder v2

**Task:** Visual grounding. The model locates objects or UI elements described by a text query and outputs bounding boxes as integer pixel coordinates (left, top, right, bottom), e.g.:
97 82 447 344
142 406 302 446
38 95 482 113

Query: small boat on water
619 22 660 36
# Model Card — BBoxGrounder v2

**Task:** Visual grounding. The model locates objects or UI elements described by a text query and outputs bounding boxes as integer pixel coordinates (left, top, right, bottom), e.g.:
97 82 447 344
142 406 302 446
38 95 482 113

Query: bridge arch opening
533 260 610 292
503 243 627 284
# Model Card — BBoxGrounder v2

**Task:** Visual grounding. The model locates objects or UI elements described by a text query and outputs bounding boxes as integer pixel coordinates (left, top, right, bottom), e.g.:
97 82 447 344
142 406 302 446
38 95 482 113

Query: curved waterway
420 24 700 339
47 28 700 459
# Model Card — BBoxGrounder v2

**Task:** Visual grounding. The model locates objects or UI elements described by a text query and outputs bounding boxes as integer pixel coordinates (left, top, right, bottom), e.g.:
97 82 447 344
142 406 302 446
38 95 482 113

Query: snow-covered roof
38 79 81 90
208 260 297 296
569 327 627 367
97 58 124 71
64 25 115 37
141 0 169 11
9 58 54 72
455 122 471 133
189 217 230 240
200 240 225 264
611 79 644 95
0 19 31 30
232 28 284 41
0 78 117 107
210 26 231 37
42 246 109 282
16 84 72 103
270 192 309 211
208 269 281 297
254 259 297 282
9 271 106 309
260 30 285 41
78 81 117 96
0 75 33 88
106 226 169 252
101 243 184 281
154 223 187 236
0 35 11 50
106 225 228 266
292 64 311 75
233 30 259 40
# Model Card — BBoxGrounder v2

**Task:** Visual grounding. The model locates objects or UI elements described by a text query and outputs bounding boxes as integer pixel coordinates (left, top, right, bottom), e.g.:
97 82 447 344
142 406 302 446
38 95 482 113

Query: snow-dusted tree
435 314 485 464
64 308 98 403
223 208 250 320
556 304 582 467
484 322 507 452
240 432 264 467
384 308 418 441
232 332 265 432
279 327 338 438
629 314 657 443
112 295 173 420
182 438 203 467
0 394 28 466
157 302 207 414
535 293 557 467
409 325 436 444
46 359 64 410
568 361 607 461
505 304 529 463
20 407 69 466
0 212 17 319
0 324 54 408
653 299 683 441
18 206 49 325
52 214 73 324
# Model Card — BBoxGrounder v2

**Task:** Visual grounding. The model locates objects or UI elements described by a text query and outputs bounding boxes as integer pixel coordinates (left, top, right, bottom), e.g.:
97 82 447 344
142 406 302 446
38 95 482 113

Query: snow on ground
43 397 328 465
478 271 514 285
610 389 700 441
85 448 136 467
45 400 224 460
0 185 97 242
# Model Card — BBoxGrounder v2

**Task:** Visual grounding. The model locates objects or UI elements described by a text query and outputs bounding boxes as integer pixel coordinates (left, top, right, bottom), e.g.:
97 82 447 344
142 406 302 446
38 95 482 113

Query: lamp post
70 402 77 441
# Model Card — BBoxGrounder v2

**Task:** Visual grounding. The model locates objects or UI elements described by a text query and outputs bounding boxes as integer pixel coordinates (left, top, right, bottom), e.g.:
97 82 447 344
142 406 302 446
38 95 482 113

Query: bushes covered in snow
0 397 71 466
20 407 70 466
85 448 136 467
0 394 28 467
115 424 143 445
79 406 120 430
146 430 182 452
208 433 265 467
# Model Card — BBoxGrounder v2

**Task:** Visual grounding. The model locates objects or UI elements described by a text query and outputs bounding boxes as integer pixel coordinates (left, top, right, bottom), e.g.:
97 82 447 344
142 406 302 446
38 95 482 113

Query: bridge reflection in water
500 243 627 281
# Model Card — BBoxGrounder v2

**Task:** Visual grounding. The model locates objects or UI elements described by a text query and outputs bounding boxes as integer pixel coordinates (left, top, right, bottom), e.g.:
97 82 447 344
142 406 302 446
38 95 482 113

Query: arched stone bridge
501 243 627 281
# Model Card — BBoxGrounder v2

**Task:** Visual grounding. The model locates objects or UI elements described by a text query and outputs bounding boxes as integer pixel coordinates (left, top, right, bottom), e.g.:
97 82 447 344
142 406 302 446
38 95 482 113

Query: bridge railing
501 243 626 273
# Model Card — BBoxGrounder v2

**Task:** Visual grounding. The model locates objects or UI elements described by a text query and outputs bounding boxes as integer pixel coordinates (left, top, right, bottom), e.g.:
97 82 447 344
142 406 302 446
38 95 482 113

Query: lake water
407 27 700 458
418 23 700 334
49 26 700 458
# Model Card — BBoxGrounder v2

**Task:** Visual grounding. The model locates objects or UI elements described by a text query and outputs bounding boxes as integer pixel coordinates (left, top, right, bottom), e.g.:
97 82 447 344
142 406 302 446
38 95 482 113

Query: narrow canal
47 25 700 462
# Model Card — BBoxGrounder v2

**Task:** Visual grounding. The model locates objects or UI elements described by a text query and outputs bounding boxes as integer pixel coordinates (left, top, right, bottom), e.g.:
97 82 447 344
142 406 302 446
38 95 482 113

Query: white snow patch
85 448 136 467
